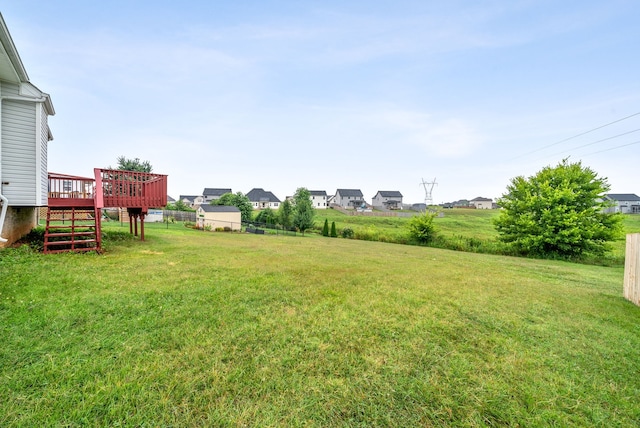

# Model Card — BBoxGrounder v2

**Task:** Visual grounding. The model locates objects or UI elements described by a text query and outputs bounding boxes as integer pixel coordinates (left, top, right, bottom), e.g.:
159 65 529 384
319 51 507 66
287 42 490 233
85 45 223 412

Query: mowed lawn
2 222 640 426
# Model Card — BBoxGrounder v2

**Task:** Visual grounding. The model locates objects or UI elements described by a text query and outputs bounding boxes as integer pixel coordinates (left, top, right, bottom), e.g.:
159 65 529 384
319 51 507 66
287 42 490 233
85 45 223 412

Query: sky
3 1 639 205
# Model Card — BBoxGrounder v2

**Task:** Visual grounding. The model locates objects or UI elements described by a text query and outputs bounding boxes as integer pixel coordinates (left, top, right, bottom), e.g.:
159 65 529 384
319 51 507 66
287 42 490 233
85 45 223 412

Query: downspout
0 192 8 243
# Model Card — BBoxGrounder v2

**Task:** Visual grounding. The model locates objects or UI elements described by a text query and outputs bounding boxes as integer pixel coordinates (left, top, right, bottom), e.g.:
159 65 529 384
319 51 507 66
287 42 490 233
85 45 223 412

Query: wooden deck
46 170 168 248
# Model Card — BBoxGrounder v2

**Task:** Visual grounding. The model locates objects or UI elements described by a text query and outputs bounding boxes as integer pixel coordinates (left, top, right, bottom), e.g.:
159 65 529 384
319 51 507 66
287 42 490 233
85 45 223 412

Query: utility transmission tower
420 177 438 208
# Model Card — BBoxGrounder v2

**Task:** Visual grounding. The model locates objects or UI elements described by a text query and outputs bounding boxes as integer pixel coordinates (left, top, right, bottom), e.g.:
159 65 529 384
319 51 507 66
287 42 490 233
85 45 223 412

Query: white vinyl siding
1 81 20 96
1 99 38 205
38 103 48 205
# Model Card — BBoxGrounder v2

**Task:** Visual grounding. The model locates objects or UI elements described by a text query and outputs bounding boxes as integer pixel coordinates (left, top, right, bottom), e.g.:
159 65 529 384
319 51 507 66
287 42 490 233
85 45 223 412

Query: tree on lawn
330 221 337 238
113 156 153 172
165 199 192 212
255 207 277 225
322 219 329 237
493 159 623 258
277 199 293 229
212 192 253 223
292 187 315 235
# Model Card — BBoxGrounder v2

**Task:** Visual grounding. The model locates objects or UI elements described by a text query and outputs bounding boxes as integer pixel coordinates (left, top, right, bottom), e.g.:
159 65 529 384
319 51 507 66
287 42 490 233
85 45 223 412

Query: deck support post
140 213 146 241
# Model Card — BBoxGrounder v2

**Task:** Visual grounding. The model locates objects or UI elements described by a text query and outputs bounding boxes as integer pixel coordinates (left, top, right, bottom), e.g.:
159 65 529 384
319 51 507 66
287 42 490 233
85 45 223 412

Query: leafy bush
21 227 45 251
407 212 437 244
494 159 624 257
255 208 277 225
341 227 354 239
330 221 337 238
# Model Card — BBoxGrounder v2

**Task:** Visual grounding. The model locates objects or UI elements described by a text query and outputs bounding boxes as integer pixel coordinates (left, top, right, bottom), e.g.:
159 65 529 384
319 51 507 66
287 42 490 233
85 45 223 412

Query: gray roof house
246 188 281 209
202 188 232 203
0 14 55 246
372 191 403 210
334 189 365 209
309 190 328 209
179 195 204 208
469 197 493 210
603 193 640 214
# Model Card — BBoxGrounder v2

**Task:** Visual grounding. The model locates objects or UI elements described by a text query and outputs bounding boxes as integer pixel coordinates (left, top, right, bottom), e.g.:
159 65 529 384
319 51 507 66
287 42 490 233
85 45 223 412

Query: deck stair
44 207 101 254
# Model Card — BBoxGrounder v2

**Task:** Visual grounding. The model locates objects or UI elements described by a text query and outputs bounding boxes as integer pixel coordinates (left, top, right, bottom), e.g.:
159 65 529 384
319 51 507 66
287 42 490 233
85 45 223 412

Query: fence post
624 233 640 306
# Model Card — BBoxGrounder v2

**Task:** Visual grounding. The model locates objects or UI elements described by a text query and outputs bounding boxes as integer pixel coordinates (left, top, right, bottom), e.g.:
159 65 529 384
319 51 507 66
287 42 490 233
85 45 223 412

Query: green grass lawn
2 221 640 426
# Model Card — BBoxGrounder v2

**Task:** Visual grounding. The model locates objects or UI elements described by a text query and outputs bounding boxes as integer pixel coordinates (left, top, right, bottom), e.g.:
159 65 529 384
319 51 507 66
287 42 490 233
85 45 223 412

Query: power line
580 139 640 157
510 111 640 160
541 128 640 159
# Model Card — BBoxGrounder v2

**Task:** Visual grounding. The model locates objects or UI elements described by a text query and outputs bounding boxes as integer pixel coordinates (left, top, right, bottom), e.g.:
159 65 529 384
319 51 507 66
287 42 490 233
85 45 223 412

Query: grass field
2 220 640 426
314 208 640 262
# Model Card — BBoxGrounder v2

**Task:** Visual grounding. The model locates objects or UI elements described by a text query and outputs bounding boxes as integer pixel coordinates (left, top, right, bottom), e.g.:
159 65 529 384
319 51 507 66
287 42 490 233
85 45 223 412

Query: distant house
333 189 365 209
202 188 232 203
179 195 204 209
196 205 241 231
246 188 281 209
0 14 55 247
310 190 328 209
603 194 640 214
453 199 469 208
167 195 176 204
372 191 403 210
469 197 493 210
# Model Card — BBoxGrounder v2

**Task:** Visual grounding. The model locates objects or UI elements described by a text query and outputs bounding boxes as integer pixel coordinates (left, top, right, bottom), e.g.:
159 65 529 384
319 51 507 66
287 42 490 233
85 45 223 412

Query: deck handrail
48 172 95 200
94 168 167 210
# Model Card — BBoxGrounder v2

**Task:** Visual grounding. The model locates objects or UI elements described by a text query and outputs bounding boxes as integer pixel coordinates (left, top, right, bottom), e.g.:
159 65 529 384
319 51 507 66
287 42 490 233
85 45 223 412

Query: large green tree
277 199 293 229
493 159 623 258
113 156 153 172
292 187 315 235
212 192 253 223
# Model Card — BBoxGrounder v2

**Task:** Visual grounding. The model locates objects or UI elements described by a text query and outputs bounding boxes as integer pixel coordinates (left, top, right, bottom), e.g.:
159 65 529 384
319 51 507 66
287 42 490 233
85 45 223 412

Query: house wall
613 201 640 214
372 194 403 209
472 201 492 209
0 206 37 248
252 201 279 209
0 82 49 207
335 193 363 208
311 195 326 209
198 211 241 230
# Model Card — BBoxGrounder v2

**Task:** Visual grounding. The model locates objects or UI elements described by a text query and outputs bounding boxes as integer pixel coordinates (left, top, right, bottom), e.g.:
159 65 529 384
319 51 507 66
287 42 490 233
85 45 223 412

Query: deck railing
94 168 167 210
48 173 96 207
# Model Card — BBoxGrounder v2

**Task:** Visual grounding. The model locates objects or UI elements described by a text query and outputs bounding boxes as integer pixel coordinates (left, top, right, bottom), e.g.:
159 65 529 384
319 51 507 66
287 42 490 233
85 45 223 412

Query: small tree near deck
113 156 153 172
493 159 623 258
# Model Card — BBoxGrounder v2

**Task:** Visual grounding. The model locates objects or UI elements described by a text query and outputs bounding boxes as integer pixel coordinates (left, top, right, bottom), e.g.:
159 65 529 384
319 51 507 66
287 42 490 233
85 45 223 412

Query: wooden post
624 233 640 306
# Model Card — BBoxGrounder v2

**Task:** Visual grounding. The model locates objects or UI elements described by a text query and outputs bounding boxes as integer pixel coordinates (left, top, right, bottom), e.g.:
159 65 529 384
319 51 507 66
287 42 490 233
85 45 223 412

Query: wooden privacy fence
624 233 640 306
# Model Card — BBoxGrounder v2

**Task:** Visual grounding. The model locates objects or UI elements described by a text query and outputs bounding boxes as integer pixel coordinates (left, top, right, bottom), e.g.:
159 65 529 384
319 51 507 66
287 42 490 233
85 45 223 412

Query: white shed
197 205 242 231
